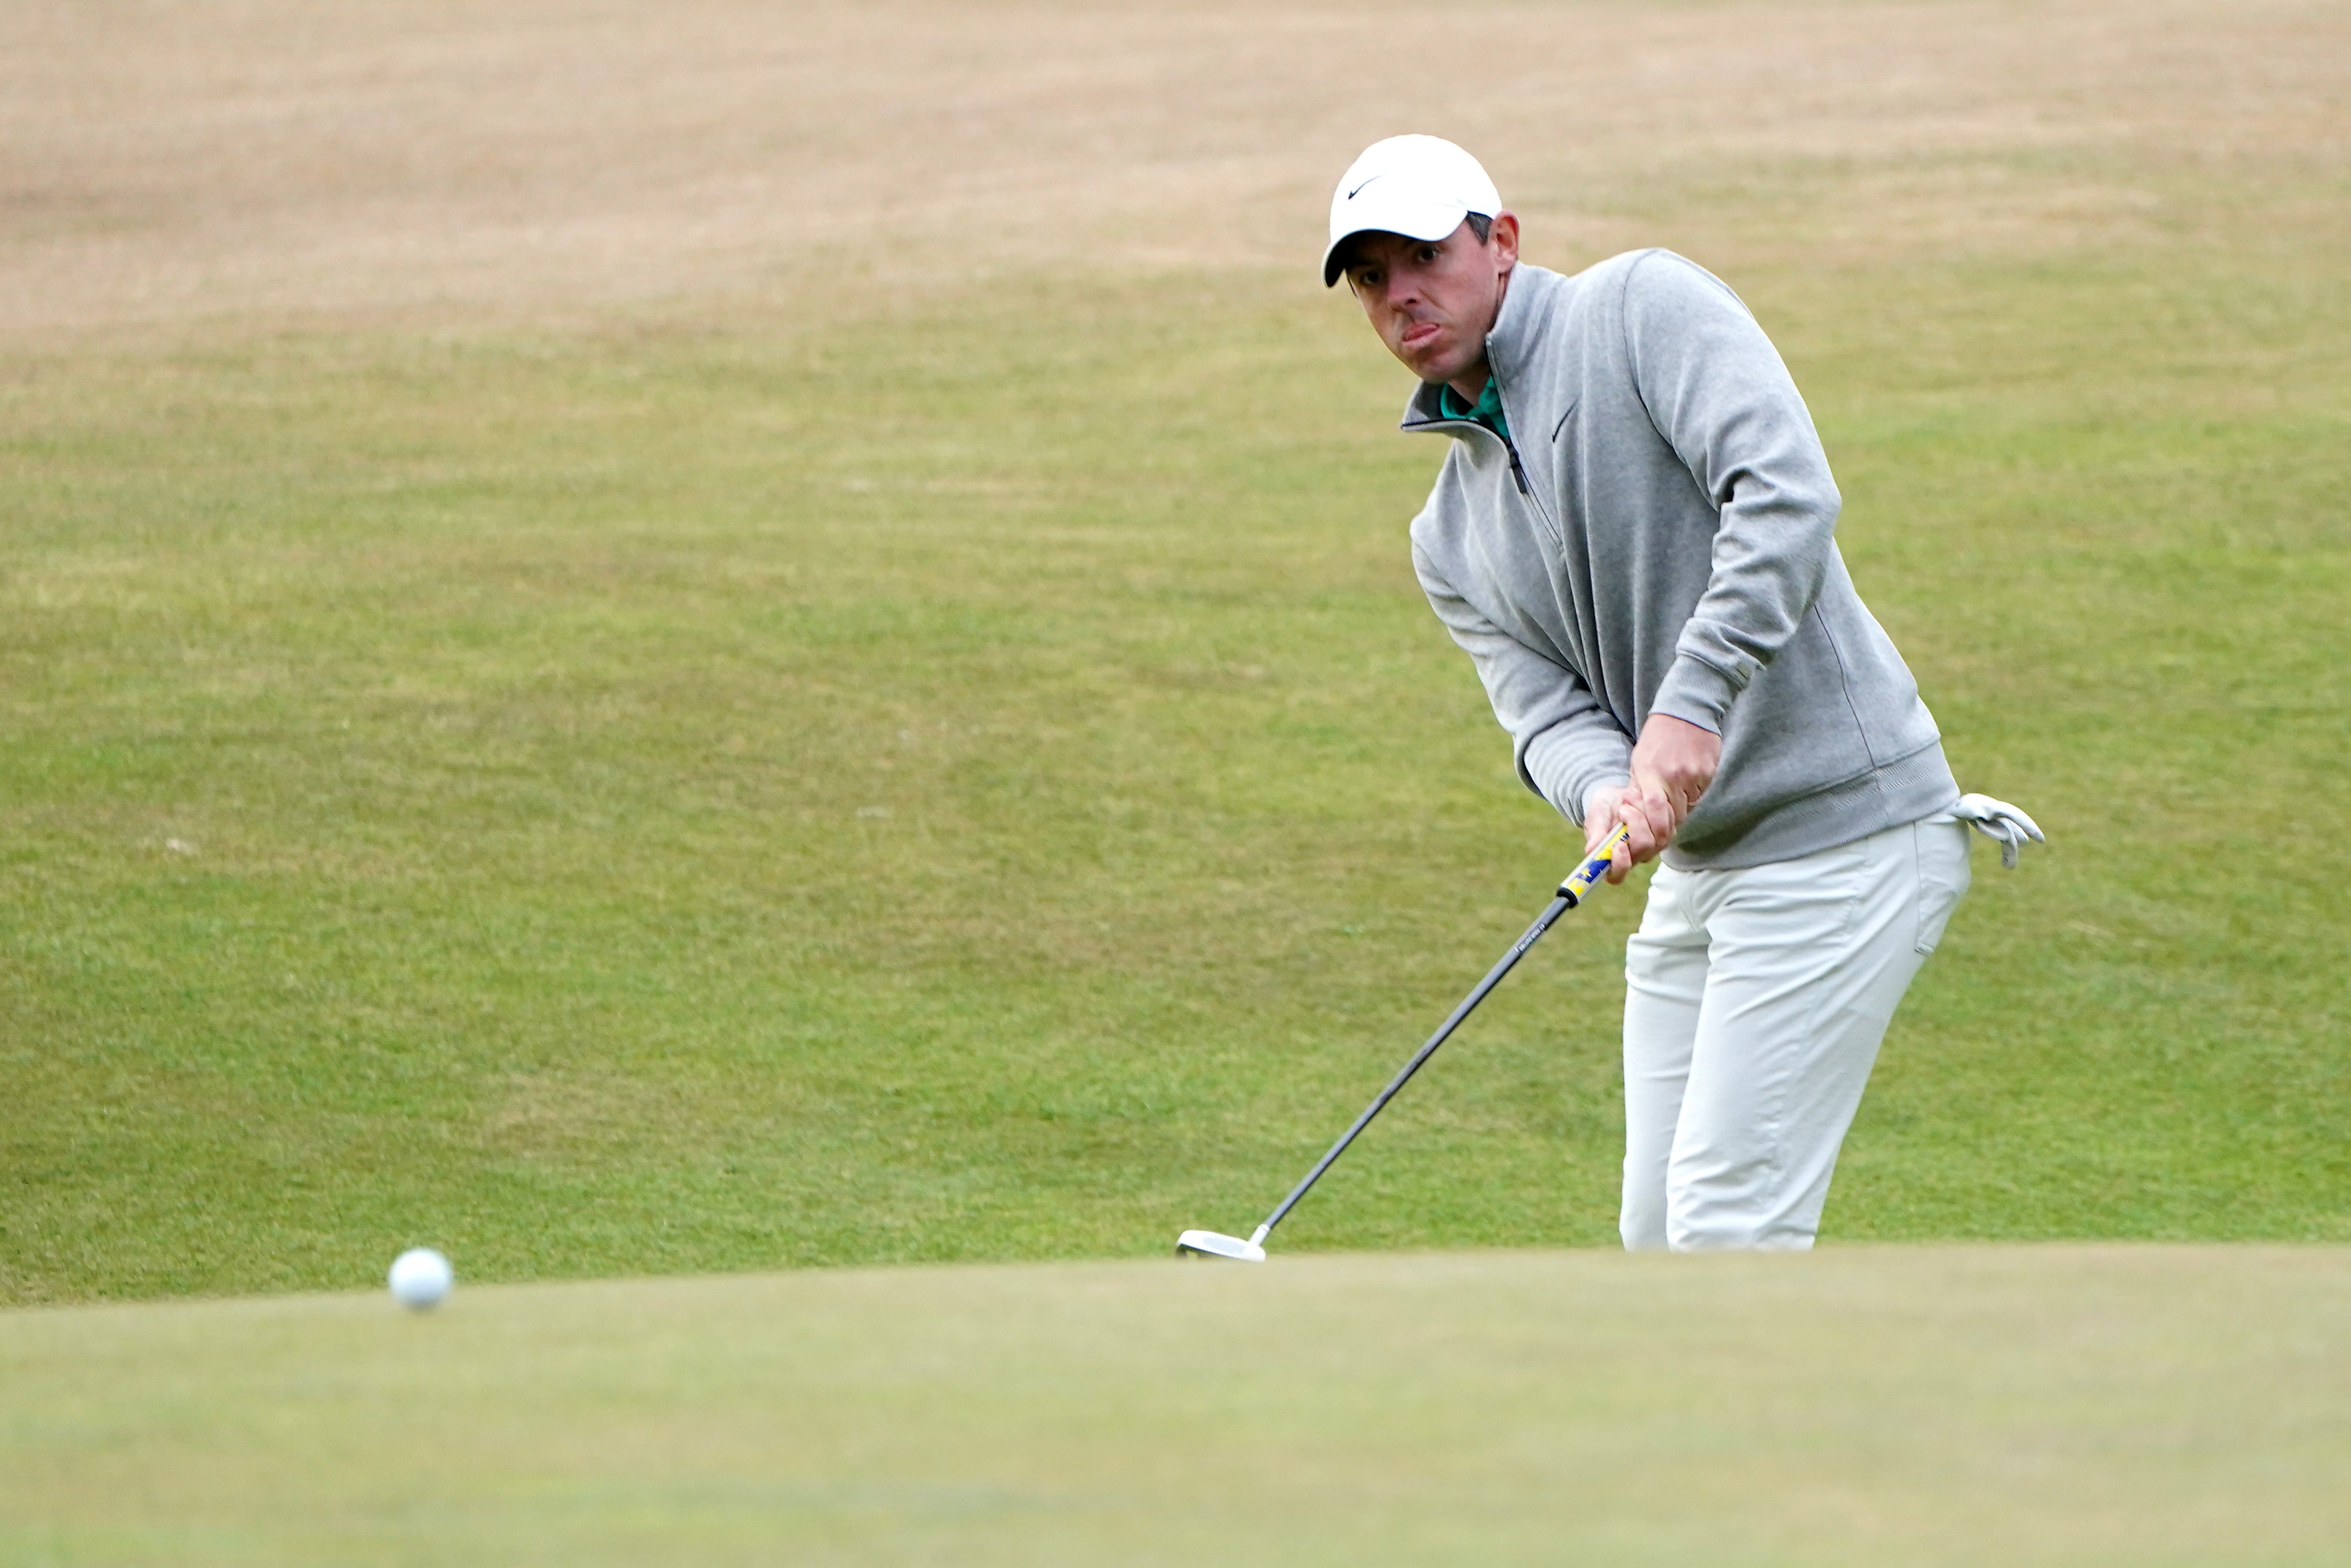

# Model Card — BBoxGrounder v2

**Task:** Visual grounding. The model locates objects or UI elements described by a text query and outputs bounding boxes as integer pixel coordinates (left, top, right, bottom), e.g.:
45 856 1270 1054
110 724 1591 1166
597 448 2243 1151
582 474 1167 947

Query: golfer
1324 135 2038 1251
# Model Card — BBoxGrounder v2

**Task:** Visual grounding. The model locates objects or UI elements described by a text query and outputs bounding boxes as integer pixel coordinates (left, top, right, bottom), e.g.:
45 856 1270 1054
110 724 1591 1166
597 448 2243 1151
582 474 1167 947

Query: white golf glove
1950 793 2045 869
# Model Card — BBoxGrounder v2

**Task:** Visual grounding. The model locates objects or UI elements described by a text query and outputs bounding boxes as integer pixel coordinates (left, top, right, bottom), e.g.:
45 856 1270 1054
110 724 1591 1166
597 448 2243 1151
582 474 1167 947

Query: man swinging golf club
1325 135 2038 1251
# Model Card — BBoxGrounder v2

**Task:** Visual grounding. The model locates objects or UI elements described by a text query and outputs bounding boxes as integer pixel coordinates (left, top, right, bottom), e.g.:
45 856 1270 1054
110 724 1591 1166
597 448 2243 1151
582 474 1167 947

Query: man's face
1341 214 1519 390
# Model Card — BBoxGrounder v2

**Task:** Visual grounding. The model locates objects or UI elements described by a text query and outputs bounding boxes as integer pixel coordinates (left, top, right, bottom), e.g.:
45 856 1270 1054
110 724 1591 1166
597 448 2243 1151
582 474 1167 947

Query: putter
1177 822 1633 1262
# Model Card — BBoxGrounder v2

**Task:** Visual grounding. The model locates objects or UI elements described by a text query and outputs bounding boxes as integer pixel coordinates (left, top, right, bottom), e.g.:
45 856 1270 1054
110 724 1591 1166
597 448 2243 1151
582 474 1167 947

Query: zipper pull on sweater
1506 440 1532 495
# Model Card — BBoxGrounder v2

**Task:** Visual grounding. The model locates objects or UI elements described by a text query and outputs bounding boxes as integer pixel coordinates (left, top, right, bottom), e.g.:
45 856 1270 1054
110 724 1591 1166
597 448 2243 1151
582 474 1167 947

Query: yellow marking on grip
1561 822 1633 904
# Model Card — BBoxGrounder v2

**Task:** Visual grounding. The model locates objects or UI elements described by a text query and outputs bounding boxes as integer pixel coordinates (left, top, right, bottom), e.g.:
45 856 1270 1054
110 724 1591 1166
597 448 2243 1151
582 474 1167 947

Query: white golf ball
387 1247 453 1309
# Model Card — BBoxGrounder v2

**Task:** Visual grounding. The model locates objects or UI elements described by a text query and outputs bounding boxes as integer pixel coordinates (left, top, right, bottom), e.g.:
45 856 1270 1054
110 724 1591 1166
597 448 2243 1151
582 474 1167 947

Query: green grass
5 1246 2348 1565
5 196 2350 1301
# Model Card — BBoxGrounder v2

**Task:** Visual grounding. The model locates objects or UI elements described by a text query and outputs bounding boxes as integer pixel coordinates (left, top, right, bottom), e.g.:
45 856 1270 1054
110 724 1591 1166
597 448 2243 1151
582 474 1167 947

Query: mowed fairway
5 0 2350 1298
6 1247 2350 1566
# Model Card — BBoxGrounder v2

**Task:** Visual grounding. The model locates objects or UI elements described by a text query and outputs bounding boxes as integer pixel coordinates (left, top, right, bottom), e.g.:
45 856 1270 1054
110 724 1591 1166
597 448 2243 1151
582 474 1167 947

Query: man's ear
1488 211 1521 268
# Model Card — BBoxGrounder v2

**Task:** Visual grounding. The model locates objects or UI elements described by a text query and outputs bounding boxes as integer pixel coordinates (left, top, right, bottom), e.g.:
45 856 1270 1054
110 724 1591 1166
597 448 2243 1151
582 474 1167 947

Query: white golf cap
1322 135 1502 287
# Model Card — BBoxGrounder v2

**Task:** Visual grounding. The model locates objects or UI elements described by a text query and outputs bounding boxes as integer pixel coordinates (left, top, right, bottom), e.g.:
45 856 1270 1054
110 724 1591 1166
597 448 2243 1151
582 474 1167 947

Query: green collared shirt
1437 377 1510 441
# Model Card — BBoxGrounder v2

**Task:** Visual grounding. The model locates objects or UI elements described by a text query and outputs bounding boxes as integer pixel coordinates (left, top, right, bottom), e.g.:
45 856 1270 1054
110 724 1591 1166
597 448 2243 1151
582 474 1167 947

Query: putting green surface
5 1245 2346 1565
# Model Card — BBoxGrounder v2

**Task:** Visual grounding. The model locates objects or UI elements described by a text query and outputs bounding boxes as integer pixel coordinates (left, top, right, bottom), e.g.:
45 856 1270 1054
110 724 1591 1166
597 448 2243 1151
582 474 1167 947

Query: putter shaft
1253 824 1631 1244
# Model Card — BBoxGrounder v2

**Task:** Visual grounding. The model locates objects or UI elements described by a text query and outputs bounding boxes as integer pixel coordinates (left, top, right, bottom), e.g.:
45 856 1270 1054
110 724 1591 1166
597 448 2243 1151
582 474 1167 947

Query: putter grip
1559 822 1633 906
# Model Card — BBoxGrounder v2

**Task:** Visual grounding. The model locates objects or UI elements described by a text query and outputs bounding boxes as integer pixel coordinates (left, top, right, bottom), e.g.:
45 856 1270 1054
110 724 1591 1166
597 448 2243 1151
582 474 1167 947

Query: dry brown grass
4 0 2343 344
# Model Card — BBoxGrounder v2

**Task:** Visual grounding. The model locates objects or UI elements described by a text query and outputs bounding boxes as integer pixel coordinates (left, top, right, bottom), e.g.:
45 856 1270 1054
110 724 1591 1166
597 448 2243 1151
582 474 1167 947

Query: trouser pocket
1912 819 1973 955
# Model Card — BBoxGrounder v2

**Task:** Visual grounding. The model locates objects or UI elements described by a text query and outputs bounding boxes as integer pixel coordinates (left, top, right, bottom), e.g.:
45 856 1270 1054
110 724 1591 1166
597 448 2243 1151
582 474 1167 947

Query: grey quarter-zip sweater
1406 249 1958 870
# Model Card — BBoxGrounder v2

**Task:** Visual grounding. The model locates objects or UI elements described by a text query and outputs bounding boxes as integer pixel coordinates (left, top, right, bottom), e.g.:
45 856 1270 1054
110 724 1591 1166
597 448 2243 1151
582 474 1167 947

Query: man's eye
1418 246 1439 262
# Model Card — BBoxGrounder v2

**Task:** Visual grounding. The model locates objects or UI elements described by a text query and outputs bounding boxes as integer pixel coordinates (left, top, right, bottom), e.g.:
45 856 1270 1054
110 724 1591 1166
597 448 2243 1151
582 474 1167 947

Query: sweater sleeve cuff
1524 729 1633 828
1649 654 1737 735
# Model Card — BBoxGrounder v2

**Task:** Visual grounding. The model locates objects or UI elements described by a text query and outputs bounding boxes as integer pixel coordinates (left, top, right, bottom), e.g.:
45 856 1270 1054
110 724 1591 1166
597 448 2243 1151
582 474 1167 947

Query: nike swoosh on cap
1346 176 1383 199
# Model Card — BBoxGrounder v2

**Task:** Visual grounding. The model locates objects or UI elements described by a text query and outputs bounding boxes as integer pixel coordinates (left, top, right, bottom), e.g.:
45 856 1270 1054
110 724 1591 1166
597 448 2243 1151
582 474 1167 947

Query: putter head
1175 1229 1267 1263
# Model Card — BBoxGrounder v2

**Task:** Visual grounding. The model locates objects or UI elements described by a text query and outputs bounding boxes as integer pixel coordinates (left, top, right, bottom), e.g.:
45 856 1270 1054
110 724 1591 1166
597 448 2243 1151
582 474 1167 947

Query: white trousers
1619 817 1972 1252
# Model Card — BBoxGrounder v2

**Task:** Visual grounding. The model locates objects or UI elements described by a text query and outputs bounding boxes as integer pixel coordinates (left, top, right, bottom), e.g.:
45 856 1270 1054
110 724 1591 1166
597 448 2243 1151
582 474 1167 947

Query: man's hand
1582 780 1672 884
1581 716 1723 884
1630 713 1722 828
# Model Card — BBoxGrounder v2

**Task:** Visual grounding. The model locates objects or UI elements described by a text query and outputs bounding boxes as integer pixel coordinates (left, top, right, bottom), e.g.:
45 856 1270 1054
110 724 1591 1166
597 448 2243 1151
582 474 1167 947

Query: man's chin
1400 345 1462 384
